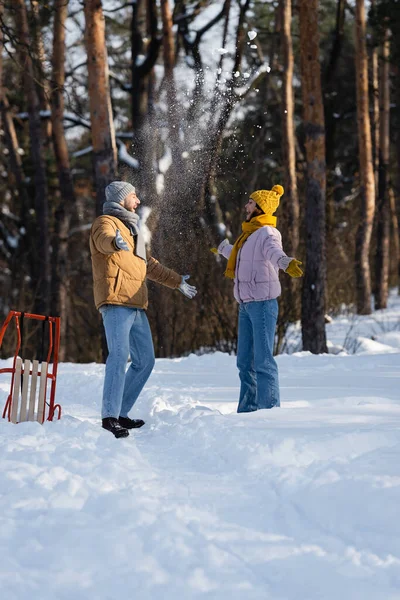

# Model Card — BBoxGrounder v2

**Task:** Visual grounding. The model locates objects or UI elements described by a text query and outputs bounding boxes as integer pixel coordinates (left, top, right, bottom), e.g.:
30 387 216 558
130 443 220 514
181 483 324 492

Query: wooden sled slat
28 360 39 421
10 358 22 424
37 362 48 424
19 359 30 422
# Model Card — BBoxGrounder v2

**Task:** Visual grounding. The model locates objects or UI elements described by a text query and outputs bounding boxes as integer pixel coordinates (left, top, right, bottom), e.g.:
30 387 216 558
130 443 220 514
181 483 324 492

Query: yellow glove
285 259 303 278
210 248 218 254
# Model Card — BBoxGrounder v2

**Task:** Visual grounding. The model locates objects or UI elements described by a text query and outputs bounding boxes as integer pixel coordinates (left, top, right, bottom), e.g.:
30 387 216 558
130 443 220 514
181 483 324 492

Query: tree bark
14 0 51 316
389 187 399 289
131 0 160 129
299 0 328 354
278 0 301 337
324 0 345 170
0 0 3 133
29 0 52 145
397 64 400 295
354 0 376 314
160 0 181 155
130 0 160 214
374 26 390 309
280 0 299 258
51 0 76 360
371 0 380 187
84 0 117 216
323 0 346 231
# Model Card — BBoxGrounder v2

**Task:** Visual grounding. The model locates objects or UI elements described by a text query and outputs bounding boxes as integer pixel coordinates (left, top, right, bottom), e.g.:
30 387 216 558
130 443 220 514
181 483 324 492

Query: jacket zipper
236 246 243 303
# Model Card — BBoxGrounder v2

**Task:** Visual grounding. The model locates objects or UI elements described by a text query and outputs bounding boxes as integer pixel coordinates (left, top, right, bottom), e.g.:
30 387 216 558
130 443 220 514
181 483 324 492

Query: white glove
115 229 129 251
217 239 230 254
178 275 197 299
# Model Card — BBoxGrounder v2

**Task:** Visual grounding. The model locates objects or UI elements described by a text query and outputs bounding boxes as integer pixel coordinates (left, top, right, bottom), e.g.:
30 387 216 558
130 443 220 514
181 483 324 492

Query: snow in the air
1 292 400 599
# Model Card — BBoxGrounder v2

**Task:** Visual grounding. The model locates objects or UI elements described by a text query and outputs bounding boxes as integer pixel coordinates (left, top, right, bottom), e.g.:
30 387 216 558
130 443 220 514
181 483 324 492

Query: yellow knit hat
250 185 284 215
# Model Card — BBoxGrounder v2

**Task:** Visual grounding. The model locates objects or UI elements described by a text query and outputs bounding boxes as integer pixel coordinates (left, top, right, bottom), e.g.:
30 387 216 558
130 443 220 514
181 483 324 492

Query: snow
1 292 400 599
215 47 229 55
72 145 93 158
118 141 139 169
156 172 164 195
138 205 152 246
158 146 172 174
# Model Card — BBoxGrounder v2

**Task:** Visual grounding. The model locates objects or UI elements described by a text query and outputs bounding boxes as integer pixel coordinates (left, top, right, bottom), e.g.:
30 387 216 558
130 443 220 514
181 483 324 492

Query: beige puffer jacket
89 215 181 310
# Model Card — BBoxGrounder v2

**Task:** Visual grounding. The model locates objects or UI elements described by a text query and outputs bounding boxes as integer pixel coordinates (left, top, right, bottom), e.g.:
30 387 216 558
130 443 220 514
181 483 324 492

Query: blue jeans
237 299 280 412
100 305 155 419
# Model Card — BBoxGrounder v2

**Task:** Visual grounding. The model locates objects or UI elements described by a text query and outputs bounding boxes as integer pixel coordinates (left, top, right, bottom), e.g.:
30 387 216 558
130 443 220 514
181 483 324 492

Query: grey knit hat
105 181 136 205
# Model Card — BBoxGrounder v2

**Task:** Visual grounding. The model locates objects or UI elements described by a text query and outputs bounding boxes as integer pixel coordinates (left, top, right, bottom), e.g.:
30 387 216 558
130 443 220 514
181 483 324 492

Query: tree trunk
29 0 52 145
280 0 299 258
389 187 399 289
130 0 160 215
160 0 181 156
354 0 376 315
131 0 160 129
371 0 380 187
51 0 76 360
15 0 51 316
324 0 346 170
278 0 301 337
84 0 117 216
374 26 391 309
299 0 328 354
397 66 400 295
0 0 3 133
323 0 346 231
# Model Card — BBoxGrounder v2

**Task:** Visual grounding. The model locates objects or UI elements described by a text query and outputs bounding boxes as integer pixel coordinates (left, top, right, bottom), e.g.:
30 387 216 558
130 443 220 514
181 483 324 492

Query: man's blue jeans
237 299 280 412
100 305 155 419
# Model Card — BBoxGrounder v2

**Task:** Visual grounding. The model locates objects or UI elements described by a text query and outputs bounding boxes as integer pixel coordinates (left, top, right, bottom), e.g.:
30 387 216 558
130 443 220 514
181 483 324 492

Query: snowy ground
1 293 400 600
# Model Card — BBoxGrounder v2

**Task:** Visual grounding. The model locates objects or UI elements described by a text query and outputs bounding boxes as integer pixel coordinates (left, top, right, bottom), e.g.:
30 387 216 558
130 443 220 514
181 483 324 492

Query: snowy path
1 303 400 599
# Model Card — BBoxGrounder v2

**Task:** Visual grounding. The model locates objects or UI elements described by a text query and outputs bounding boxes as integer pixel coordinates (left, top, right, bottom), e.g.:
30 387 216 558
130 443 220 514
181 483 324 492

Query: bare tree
354 0 376 314
160 0 182 163
371 0 380 186
84 0 117 215
14 0 51 316
29 0 52 145
50 0 77 359
375 24 391 309
131 0 160 131
0 0 3 133
323 0 346 230
130 0 160 211
299 0 327 354
280 0 299 258
389 187 399 289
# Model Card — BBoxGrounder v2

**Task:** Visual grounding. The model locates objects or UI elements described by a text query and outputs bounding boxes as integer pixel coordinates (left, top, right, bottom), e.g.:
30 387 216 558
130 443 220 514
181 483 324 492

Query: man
90 181 197 438
213 184 302 413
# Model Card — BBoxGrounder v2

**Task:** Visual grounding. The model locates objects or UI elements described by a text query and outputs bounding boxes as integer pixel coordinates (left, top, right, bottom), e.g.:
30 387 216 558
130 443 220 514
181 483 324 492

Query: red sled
0 311 61 423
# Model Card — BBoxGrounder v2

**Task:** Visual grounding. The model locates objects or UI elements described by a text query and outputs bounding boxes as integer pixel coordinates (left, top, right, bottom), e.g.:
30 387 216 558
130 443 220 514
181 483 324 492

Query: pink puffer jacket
219 226 292 303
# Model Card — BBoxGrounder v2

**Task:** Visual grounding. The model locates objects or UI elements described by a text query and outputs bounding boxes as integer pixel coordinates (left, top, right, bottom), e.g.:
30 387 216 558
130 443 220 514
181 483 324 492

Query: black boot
119 416 145 429
102 417 129 438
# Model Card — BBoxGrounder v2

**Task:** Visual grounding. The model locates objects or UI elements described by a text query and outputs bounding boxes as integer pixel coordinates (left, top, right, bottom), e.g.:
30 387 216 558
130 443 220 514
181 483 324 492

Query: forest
0 0 399 362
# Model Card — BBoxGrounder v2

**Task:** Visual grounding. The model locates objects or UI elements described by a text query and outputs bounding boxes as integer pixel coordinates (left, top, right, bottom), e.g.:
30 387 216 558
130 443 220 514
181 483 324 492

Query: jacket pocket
112 270 124 299
253 263 269 283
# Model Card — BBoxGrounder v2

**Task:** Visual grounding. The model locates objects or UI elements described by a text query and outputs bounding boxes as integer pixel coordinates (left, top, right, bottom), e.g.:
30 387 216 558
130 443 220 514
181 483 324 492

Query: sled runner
0 311 61 423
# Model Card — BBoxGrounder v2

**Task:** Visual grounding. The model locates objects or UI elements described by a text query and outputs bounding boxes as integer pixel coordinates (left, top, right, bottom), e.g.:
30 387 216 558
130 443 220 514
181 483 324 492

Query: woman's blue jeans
237 299 280 413
100 305 155 419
